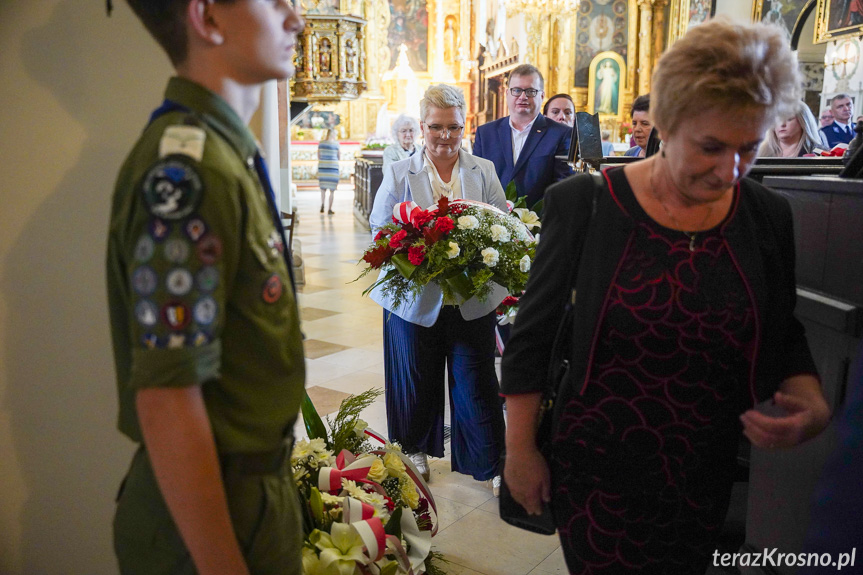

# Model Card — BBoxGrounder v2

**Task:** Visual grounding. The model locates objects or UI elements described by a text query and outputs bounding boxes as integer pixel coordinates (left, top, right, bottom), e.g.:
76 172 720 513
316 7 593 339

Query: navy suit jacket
473 114 573 207
820 121 854 148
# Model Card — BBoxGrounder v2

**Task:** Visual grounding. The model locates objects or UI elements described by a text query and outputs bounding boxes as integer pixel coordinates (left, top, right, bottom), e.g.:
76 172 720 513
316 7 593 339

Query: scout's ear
187 0 225 46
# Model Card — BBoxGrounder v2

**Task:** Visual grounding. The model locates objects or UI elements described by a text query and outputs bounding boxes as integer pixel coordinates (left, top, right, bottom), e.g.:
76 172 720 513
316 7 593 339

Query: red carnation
408 245 426 265
374 229 389 241
434 216 454 233
501 296 519 307
413 210 435 228
389 229 408 249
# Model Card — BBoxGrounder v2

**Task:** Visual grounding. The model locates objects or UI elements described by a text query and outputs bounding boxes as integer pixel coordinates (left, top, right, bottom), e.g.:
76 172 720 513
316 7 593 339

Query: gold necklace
650 160 713 252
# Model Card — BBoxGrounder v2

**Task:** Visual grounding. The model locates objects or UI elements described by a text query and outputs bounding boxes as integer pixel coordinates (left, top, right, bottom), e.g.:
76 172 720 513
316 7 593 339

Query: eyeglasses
509 87 540 98
425 125 464 138
398 128 415 135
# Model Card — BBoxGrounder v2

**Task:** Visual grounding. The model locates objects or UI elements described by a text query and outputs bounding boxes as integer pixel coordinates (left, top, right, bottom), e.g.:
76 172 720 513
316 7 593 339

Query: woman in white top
369 84 507 492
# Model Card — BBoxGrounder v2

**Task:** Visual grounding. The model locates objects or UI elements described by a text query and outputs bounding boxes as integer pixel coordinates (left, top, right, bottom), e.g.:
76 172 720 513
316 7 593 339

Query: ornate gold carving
292 14 368 102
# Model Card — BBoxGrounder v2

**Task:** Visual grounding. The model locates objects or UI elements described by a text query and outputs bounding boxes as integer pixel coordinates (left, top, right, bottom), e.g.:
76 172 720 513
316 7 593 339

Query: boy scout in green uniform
106 1 305 574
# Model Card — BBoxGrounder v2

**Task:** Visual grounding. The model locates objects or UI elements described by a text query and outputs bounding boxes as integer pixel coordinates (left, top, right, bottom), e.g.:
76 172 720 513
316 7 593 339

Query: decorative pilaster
637 0 653 96
651 0 668 72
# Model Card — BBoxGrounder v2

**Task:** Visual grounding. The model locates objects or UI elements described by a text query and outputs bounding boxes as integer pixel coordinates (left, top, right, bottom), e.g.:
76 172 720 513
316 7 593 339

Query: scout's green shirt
107 77 305 453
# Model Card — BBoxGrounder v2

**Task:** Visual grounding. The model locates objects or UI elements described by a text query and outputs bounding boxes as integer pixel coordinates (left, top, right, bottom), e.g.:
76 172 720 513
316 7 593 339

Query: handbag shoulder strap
544 172 603 397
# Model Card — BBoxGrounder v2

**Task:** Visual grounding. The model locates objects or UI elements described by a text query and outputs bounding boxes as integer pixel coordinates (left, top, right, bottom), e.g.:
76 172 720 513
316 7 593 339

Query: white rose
519 254 531 272
481 247 500 267
457 215 479 230
446 241 460 259
513 208 541 230
490 224 510 243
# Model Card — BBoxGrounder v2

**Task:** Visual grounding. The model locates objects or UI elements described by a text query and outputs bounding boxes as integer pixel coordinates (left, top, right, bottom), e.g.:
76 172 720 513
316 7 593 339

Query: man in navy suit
819 93 856 148
473 64 573 208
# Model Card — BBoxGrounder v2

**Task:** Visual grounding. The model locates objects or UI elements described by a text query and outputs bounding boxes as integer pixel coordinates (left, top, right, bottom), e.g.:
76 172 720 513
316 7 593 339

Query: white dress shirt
510 115 538 164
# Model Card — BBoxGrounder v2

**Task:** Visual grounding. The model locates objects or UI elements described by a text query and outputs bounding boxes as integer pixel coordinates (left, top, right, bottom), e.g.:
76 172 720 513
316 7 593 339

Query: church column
637 0 654 96
431 0 447 81
651 0 668 73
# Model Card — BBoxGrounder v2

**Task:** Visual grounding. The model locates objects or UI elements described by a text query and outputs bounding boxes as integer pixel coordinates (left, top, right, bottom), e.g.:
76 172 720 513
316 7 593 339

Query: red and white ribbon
317 450 375 492
363 426 388 445
342 496 376 523
341 496 388 562
393 201 422 226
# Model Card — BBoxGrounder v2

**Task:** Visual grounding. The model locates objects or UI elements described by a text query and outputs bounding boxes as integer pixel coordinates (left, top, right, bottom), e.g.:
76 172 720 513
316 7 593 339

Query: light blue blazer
368 148 509 327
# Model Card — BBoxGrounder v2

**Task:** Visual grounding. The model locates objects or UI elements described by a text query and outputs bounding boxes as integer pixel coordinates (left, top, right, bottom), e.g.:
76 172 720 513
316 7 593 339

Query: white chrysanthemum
446 241 460 259
292 437 332 466
321 492 344 507
519 254 531 272
341 480 390 520
481 247 500 267
490 224 510 242
457 215 479 230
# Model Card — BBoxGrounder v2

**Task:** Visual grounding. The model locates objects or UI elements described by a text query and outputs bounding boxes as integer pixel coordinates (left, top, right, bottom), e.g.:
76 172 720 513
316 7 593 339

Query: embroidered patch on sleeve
141 158 203 221
159 125 207 162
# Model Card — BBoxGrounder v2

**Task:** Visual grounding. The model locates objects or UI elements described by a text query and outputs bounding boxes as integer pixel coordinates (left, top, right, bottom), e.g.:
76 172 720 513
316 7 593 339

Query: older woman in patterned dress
501 18 831 574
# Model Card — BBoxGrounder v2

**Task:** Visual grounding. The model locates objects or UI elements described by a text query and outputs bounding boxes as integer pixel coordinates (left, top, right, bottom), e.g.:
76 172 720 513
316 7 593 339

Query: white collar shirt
834 120 853 135
423 150 462 202
510 115 538 164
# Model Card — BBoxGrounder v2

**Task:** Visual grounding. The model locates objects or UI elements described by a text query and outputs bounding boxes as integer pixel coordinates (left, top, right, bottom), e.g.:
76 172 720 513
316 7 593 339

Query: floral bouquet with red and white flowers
357 197 538 311
295 389 444 575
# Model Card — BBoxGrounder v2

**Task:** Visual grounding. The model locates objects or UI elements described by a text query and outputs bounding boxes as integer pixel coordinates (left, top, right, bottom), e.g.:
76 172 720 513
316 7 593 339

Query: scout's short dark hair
631 94 650 115
125 0 237 66
508 64 544 90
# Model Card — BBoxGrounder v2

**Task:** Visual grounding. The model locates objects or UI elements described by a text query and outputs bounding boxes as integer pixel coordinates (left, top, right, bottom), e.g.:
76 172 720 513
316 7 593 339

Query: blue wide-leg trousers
383 307 505 481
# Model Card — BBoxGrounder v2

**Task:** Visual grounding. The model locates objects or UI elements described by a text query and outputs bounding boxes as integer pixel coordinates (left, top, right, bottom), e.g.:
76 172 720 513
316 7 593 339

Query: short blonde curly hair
420 84 467 124
651 17 801 137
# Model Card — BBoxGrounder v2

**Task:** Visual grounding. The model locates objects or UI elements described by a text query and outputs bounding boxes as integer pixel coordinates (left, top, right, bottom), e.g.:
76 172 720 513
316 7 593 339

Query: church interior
0 0 861 574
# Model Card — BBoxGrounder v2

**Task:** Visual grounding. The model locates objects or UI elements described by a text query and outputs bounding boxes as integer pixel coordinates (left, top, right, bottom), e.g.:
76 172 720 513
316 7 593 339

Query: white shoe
492 475 502 497
408 452 430 482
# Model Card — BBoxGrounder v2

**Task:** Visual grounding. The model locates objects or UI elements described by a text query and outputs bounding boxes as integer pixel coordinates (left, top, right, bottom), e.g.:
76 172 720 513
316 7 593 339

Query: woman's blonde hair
419 84 467 124
326 128 339 141
758 101 824 157
651 17 801 137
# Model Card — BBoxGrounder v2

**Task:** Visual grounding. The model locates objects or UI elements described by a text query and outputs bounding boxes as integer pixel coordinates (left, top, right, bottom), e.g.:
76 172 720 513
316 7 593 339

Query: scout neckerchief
148 99 296 291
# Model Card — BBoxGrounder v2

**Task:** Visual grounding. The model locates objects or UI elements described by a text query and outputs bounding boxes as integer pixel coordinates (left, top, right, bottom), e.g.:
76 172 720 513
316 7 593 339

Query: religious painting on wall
814 0 863 42
750 0 809 42
387 0 429 71
587 51 626 119
573 0 629 87
300 0 340 15
668 0 716 44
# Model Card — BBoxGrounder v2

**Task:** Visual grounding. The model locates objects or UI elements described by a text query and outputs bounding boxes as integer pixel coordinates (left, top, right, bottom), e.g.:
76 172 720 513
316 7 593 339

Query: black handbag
498 175 600 536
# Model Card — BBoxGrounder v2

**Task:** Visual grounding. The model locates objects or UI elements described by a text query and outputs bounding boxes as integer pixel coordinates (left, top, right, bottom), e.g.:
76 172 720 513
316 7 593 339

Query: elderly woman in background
759 101 827 157
382 114 420 168
543 93 575 127
369 84 507 491
501 19 830 574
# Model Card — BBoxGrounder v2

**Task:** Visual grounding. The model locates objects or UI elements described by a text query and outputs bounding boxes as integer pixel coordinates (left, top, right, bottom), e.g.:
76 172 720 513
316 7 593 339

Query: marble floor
290 185 568 575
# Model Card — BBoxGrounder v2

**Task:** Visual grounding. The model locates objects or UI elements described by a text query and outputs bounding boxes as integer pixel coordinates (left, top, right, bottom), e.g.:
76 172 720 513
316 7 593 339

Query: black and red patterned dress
551 175 756 574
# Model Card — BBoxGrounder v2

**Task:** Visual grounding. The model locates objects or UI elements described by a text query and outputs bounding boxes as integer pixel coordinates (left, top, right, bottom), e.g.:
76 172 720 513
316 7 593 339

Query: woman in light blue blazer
369 84 507 491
